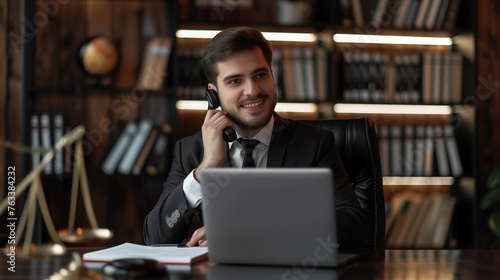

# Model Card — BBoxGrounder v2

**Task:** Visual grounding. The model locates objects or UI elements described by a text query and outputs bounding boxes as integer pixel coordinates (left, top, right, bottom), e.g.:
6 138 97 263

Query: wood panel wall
0 0 7 199
1 0 24 199
476 0 500 248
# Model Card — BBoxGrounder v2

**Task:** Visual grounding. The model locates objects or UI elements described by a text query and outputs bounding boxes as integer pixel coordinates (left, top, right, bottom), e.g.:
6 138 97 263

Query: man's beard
223 94 275 131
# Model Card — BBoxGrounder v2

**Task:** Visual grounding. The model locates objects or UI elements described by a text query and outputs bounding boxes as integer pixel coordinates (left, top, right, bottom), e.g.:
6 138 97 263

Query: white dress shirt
182 115 274 207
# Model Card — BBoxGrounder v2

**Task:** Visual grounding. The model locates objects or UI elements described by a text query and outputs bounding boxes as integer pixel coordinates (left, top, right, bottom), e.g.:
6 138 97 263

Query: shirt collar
234 114 274 146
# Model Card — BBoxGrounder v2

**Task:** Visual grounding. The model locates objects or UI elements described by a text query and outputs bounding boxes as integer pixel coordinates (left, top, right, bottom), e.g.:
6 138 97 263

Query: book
145 124 171 175
137 37 172 90
392 193 424 247
30 115 41 169
403 125 414 176
83 242 208 265
370 0 390 28
424 126 434 176
441 52 453 103
342 51 353 101
431 195 456 248
422 52 433 104
315 45 328 102
444 125 463 177
404 197 433 247
359 52 370 102
350 0 364 28
118 119 154 175
424 0 443 29
102 122 137 175
53 114 64 175
434 0 451 29
303 48 316 101
381 0 402 28
378 125 390 176
434 126 450 176
132 126 159 176
40 113 52 174
414 125 426 176
392 54 402 103
393 0 412 29
370 52 382 102
390 126 403 176
291 48 306 101
413 0 431 29
386 194 412 247
431 52 443 104
408 54 422 103
450 52 463 104
281 47 296 101
404 0 421 29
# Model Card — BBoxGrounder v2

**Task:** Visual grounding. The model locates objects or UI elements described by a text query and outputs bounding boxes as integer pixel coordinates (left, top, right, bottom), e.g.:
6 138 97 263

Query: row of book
101 120 172 176
30 114 66 175
176 45 331 102
385 191 456 248
342 51 463 104
378 124 463 177
341 0 462 30
30 114 172 177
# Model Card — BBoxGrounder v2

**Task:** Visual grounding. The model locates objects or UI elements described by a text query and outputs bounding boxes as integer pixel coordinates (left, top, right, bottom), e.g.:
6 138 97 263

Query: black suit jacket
143 114 368 248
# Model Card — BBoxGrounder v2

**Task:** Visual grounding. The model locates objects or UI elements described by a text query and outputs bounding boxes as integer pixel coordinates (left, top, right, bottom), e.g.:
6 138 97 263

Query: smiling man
143 27 368 249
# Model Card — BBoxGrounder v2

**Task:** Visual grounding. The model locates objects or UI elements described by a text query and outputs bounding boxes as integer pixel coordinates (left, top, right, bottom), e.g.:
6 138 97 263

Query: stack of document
83 243 208 265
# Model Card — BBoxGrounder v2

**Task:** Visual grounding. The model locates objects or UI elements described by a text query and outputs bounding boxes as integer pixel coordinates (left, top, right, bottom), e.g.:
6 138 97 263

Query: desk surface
2 249 500 279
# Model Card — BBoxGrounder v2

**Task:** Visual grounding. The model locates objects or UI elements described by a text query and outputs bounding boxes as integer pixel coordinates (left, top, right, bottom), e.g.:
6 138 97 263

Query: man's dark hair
201 27 272 85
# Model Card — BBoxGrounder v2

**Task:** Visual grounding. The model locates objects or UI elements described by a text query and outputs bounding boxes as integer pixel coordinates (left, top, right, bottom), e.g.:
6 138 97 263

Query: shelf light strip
176 29 317 42
333 33 453 46
176 100 317 113
383 176 455 186
334 103 452 115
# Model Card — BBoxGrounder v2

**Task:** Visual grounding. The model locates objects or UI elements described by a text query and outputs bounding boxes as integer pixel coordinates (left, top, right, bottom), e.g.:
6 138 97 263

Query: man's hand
194 110 235 182
187 226 207 247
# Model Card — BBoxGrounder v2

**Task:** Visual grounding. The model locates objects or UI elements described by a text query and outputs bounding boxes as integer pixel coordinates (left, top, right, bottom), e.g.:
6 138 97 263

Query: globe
78 36 120 78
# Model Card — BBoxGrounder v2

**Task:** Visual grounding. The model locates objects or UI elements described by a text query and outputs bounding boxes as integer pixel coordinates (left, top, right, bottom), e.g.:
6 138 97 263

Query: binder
30 115 41 170
53 114 64 175
101 122 138 175
444 125 463 177
40 114 52 174
118 119 154 175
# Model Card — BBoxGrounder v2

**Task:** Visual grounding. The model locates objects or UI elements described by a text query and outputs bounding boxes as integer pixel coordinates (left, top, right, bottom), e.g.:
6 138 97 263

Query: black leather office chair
301 118 385 259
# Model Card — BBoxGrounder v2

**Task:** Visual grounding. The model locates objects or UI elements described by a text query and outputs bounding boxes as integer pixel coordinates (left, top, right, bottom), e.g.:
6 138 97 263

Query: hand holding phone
206 89 237 142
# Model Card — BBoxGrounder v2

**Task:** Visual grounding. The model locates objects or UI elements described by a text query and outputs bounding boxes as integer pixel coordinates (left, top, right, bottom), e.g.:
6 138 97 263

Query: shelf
383 176 455 186
333 103 453 115
28 86 176 97
333 33 452 46
176 100 318 113
176 28 317 43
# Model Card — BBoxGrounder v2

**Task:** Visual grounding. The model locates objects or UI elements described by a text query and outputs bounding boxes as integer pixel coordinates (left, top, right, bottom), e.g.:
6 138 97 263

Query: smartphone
206 89 237 142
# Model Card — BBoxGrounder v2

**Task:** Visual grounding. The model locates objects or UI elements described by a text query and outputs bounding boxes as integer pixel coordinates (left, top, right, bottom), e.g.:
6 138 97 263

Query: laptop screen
199 168 345 267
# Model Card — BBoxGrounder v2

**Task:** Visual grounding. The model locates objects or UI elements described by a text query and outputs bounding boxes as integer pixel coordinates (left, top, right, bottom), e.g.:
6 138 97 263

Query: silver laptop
199 168 358 267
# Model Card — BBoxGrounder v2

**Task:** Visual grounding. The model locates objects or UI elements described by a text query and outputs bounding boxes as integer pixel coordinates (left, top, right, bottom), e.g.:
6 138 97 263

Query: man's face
211 46 277 135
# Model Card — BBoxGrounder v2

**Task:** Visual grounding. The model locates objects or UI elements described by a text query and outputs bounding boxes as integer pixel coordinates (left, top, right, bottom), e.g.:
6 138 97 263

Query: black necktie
237 138 260 167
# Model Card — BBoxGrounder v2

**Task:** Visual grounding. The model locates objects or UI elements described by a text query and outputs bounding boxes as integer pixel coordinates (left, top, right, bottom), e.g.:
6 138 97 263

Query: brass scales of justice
0 125 113 259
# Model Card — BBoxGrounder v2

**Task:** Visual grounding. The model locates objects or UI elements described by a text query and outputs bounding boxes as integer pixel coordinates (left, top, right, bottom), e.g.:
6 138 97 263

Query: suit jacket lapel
267 113 294 167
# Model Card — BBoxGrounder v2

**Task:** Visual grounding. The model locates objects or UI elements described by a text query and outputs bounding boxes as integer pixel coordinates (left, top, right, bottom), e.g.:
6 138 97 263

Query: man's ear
208 83 217 91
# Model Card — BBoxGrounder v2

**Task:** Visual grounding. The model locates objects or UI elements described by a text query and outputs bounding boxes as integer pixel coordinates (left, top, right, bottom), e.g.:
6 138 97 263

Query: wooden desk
2 249 500 279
